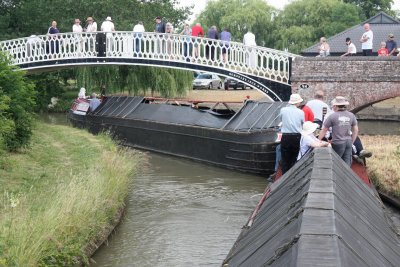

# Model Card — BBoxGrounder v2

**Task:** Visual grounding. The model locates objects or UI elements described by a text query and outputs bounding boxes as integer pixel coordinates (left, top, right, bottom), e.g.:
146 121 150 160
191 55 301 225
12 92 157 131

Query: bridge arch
0 32 295 101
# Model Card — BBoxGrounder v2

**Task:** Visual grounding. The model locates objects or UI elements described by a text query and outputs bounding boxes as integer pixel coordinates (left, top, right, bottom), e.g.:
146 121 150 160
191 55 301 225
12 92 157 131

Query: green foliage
197 0 276 46
0 0 191 40
0 122 140 266
75 66 193 98
272 0 363 53
0 52 36 151
344 0 394 18
30 73 65 112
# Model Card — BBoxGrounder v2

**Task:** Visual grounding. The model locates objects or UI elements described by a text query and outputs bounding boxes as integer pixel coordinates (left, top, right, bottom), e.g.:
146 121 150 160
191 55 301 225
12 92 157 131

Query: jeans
281 133 301 174
332 139 353 166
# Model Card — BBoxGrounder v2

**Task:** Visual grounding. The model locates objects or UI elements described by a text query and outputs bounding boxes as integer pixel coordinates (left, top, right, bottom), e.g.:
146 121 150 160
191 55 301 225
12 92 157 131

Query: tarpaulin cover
223 148 400 267
92 96 285 132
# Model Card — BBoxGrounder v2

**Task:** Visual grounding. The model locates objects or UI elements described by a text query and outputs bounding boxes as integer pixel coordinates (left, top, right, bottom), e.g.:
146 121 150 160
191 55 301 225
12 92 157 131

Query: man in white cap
279 93 305 174
318 96 358 166
101 16 115 54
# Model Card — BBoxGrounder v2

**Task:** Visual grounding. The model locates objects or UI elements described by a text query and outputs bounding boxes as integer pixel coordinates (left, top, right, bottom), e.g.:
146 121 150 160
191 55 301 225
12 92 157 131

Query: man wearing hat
84 17 97 54
101 17 115 55
154 16 165 54
297 121 329 161
279 93 305 174
386 33 397 56
318 96 358 166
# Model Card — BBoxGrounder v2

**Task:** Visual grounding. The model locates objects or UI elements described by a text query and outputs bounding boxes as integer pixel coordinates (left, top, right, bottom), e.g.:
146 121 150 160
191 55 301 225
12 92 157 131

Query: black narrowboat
68 96 285 175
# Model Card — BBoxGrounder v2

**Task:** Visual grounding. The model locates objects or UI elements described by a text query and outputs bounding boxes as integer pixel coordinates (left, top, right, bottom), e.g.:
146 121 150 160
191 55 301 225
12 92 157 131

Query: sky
177 0 400 21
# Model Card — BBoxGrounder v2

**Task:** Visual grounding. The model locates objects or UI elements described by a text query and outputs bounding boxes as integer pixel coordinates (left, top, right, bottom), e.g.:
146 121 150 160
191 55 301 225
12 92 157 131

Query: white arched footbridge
0 32 297 101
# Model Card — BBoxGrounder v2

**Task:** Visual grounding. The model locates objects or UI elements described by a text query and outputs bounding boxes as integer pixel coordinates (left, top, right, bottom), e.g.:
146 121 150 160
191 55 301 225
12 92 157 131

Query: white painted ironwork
0 32 296 85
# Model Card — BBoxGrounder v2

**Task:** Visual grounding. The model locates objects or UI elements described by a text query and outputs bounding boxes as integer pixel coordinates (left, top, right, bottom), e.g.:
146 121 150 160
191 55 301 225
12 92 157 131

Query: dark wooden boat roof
223 148 400 266
90 96 285 132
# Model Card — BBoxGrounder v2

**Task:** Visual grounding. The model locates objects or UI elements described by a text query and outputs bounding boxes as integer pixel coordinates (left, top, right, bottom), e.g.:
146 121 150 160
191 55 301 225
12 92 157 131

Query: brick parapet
291 57 400 112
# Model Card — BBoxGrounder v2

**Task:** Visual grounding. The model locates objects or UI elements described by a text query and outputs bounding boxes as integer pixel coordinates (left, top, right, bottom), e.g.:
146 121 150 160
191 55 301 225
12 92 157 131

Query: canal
41 114 400 265
91 153 268 266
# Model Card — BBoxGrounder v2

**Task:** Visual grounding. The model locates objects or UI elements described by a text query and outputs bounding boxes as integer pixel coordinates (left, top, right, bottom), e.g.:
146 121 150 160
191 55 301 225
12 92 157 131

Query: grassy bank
0 121 140 266
363 135 400 198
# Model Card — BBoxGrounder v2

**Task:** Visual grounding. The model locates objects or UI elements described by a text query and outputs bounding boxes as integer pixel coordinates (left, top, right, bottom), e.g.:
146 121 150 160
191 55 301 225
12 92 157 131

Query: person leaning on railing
83 17 97 54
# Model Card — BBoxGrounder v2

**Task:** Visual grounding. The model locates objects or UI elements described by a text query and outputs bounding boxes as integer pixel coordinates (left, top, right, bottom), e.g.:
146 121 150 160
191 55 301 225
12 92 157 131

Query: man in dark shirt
386 33 397 56
206 26 218 60
154 16 165 54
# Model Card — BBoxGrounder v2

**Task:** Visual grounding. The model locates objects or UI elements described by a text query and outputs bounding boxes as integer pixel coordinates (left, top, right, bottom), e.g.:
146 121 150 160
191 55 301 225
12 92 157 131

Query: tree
344 0 394 18
197 0 276 46
75 66 193 98
0 52 36 151
272 0 363 54
0 0 191 40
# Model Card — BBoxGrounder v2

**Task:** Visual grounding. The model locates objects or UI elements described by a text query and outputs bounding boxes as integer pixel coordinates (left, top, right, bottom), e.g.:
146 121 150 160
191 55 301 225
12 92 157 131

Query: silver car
192 73 222 90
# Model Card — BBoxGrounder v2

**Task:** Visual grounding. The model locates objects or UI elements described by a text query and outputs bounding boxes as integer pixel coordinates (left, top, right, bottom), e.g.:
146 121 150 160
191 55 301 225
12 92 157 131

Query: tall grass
363 135 400 198
0 122 140 266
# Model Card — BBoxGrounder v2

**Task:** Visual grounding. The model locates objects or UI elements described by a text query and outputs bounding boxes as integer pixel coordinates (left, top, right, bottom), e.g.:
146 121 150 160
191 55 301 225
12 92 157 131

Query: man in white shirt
243 31 257 68
133 21 145 55
72 19 83 54
360 23 373 56
306 90 331 127
84 17 97 53
101 16 115 54
341 37 356 57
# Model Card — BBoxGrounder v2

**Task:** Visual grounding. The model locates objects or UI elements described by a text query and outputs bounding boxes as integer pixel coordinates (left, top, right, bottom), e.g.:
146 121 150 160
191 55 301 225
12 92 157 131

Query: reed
362 135 400 198
0 121 140 266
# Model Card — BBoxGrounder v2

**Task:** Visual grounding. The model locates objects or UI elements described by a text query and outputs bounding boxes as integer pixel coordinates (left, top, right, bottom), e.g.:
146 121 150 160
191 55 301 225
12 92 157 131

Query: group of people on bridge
27 16 260 67
276 91 372 177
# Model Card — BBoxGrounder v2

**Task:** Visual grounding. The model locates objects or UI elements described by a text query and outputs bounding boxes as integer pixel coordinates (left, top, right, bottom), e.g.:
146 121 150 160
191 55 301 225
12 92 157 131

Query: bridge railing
0 32 296 84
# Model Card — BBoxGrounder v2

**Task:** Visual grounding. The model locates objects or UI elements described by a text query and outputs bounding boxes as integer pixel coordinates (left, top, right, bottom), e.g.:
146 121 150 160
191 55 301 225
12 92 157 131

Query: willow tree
75 66 193 98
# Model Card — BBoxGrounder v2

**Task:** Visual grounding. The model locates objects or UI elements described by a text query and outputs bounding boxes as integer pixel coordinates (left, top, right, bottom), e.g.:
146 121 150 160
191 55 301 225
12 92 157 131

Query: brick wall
291 57 400 112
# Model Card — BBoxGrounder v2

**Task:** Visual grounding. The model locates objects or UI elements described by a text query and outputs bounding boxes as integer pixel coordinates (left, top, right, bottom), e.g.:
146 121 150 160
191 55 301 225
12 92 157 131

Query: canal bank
0 121 140 266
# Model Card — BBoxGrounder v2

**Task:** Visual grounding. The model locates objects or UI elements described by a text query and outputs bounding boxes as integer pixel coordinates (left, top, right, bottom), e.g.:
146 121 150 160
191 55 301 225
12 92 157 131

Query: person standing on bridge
46 21 60 56
360 23 373 56
243 30 257 68
101 17 115 55
72 19 83 55
154 16 166 55
318 96 358 166
133 21 145 56
220 28 231 63
279 93 304 174
386 33 397 56
206 26 218 61
84 17 97 54
180 23 192 61
191 23 204 60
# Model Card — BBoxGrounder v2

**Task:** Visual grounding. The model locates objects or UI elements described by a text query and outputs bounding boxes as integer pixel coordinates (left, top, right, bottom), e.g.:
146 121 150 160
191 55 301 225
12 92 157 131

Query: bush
0 52 36 151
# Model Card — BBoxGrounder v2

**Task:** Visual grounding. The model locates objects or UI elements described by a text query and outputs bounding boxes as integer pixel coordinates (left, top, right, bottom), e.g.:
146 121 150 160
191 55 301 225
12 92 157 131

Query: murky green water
91 153 267 267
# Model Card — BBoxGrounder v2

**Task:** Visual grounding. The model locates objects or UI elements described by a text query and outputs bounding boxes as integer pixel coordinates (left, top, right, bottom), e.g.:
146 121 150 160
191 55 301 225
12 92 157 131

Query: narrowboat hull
68 96 285 175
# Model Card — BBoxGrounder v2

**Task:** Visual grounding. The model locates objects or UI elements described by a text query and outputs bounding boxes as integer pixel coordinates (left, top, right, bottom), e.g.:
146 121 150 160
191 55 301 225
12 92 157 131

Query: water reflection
91 153 268 267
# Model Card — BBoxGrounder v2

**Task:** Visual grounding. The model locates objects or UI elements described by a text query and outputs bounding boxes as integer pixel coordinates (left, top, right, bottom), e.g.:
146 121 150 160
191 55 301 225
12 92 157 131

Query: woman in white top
318 37 330 57
297 121 329 160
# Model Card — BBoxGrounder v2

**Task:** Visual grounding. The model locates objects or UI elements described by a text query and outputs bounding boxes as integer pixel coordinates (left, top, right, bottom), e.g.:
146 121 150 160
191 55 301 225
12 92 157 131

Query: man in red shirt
299 100 314 122
191 23 204 59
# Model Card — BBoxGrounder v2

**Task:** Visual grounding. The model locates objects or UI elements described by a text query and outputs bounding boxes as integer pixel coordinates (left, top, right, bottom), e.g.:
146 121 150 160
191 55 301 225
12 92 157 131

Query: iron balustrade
0 32 296 85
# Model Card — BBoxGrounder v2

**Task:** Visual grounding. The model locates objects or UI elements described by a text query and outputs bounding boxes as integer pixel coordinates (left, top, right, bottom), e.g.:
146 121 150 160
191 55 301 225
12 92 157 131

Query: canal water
91 153 268 266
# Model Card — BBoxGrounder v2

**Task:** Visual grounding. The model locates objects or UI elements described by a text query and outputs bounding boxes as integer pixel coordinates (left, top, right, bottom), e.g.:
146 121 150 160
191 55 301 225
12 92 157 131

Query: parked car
192 73 222 90
224 78 246 90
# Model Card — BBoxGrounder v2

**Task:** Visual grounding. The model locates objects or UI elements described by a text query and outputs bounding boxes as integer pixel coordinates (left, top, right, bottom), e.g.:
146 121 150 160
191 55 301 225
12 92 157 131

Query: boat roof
91 96 286 132
223 148 400 266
